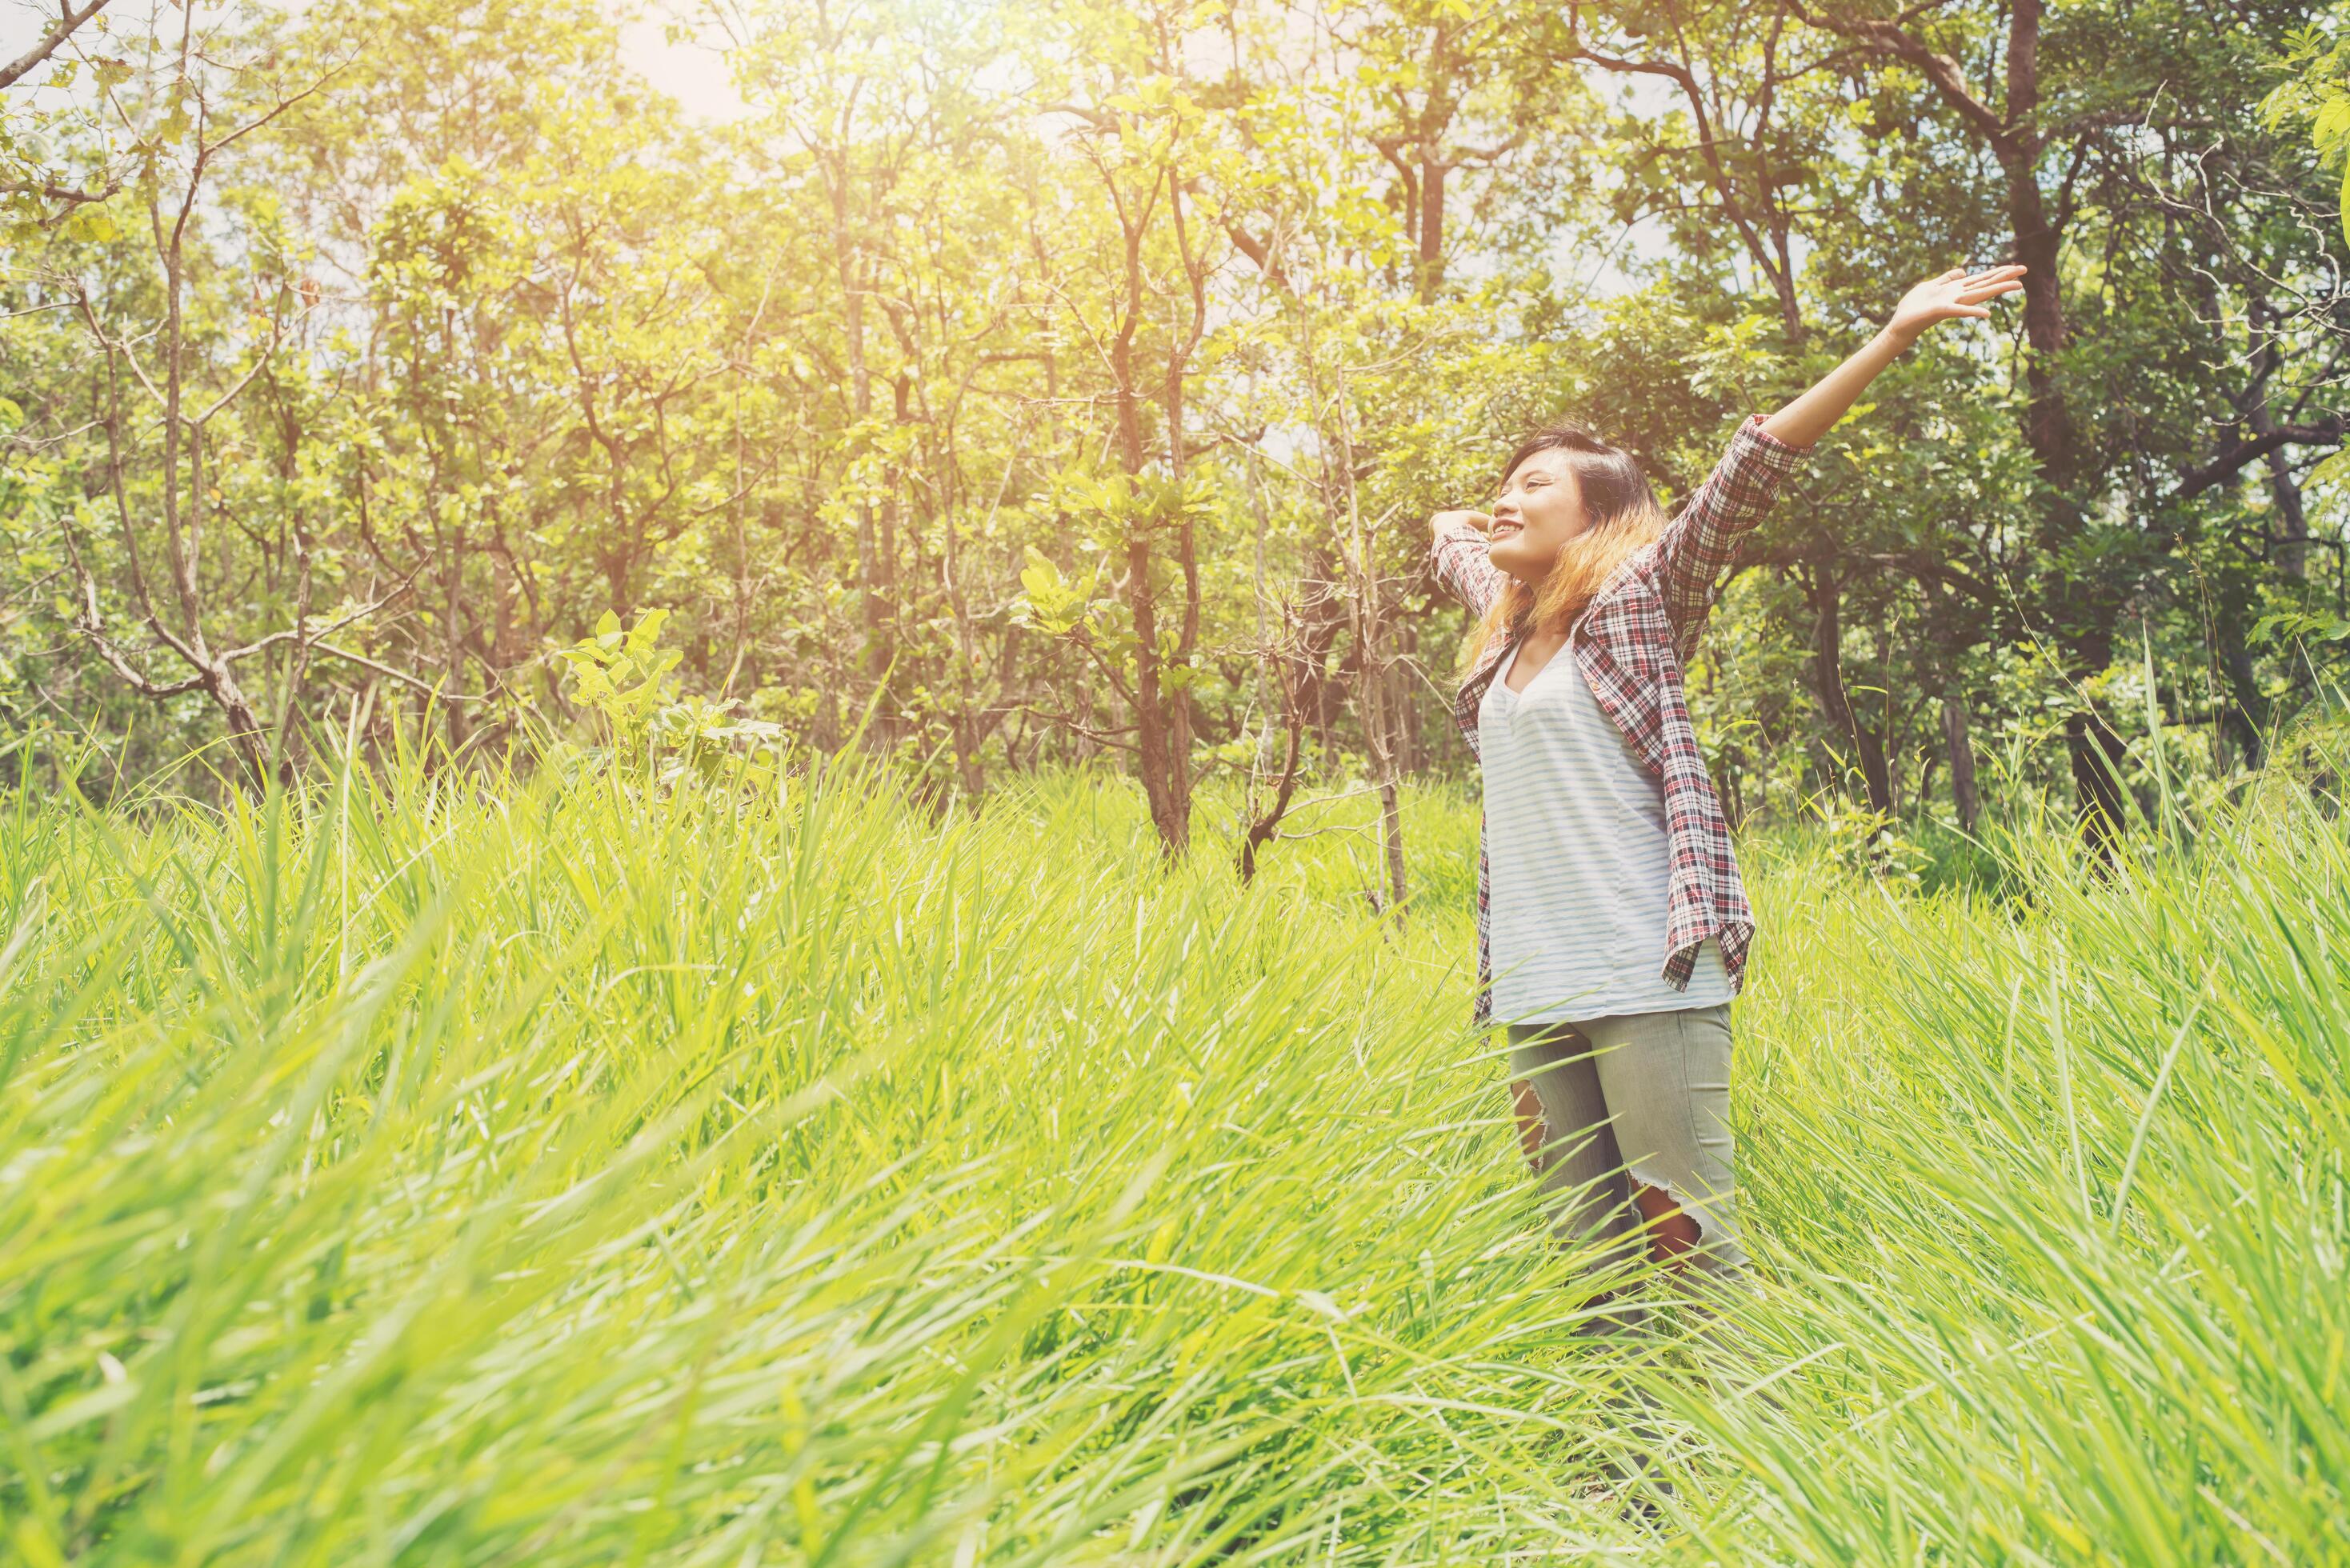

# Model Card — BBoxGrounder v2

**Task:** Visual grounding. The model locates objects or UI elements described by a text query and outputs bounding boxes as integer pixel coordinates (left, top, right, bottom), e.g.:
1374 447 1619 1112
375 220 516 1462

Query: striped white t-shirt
1478 638 1732 1024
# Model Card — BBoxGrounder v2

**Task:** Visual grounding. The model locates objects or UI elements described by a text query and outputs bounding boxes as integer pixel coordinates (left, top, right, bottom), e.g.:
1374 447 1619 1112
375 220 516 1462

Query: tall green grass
1 747 2343 1563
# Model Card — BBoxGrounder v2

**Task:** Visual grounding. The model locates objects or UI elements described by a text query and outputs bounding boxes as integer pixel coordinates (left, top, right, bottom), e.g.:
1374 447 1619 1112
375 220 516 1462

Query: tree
42 2 362 789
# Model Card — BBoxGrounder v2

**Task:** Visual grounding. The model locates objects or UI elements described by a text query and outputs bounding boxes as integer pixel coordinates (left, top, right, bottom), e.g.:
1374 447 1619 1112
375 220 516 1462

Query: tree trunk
214 667 278 794
2066 709 2132 850
1808 566 1895 816
1356 610 1410 921
443 530 472 752
1298 546 1345 770
1984 0 2080 499
828 159 890 719
1377 773 1407 914
1111 230 1187 858
2219 618 2268 770
1417 154 1445 300
1941 680 1981 832
2004 162 2078 494
941 467 984 799
1238 649 1305 884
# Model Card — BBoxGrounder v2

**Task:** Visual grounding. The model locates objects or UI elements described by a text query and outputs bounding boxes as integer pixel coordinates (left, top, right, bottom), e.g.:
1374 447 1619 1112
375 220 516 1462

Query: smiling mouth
1490 521 1522 541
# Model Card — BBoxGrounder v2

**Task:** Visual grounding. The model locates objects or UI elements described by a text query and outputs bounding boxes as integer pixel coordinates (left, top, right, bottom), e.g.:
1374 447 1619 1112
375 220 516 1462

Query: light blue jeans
1506 1003 1750 1290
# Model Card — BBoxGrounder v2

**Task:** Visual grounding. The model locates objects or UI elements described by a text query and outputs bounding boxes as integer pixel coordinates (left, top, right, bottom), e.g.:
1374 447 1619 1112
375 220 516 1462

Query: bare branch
219 570 423 662
0 0 112 93
1789 1 2021 156
2175 416 2350 500
307 642 482 700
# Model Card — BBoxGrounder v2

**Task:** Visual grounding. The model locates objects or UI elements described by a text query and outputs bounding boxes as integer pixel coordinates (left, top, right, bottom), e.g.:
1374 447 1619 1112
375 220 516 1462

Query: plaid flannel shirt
1429 415 1808 1026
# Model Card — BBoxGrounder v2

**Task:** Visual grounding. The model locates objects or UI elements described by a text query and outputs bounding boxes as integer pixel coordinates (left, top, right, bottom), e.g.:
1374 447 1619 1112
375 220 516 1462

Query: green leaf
624 607 671 659
1019 546 1066 601
61 203 118 243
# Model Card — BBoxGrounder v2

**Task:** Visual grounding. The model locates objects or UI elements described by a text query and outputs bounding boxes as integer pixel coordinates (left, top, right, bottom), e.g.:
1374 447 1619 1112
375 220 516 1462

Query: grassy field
2 749 2345 1565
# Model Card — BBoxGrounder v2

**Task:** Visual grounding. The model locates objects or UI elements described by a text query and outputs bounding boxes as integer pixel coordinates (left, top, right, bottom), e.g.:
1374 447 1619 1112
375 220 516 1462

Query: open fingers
1956 279 2026 304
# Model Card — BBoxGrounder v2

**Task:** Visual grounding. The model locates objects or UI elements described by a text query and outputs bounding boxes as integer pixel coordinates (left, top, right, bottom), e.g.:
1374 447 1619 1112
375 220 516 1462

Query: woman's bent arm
1427 510 1507 618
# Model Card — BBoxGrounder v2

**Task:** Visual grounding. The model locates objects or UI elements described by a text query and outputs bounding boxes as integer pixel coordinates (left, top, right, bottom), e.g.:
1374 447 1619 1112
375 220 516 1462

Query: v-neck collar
1497 633 1575 701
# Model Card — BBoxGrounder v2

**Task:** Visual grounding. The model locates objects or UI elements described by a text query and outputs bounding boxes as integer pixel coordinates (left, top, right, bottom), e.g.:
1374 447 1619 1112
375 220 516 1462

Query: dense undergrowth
2 746 2344 1564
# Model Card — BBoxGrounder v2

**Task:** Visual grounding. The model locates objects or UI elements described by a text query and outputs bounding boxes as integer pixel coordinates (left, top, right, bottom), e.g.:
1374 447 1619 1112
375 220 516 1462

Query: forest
3 0 2345 864
6 1 2350 1563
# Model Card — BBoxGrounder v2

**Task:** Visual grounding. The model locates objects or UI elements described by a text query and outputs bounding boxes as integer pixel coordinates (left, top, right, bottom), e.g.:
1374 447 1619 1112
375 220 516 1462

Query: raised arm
1427 509 1507 619
1647 417 1808 653
1761 266 2028 447
1653 264 2028 650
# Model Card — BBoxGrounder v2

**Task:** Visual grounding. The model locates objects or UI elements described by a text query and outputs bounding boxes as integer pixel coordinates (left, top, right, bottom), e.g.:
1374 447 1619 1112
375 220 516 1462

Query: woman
1427 266 2026 1299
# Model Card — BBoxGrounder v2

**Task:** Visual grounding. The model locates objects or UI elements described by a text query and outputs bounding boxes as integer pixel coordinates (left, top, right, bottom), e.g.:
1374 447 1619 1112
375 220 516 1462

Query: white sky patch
618 4 749 124
3 2 751 123
2 2 72 54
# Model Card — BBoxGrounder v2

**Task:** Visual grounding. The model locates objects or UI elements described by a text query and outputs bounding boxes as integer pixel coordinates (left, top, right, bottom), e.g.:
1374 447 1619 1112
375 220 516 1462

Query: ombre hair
1459 425 1667 675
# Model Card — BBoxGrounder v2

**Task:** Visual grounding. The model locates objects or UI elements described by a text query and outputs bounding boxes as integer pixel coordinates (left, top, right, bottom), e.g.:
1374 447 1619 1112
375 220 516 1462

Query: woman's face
1485 449 1587 585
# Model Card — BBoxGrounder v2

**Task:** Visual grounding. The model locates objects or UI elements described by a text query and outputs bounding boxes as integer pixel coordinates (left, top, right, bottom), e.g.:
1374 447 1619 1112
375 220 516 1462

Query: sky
615 6 749 123
2 1 750 122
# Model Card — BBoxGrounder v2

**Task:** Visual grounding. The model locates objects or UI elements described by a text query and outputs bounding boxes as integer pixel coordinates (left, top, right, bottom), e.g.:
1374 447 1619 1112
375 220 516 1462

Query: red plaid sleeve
1651 415 1808 658
1428 519 1507 619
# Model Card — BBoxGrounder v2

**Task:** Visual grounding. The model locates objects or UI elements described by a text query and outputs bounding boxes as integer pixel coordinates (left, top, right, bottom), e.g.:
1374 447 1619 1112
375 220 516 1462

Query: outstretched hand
1759 262 2031 448
1887 264 2028 346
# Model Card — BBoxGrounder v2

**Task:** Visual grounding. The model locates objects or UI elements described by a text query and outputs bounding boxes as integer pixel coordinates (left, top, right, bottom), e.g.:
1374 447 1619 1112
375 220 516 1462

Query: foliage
556 607 685 740
6 3 2349 1559
556 606 783 787
0 0 2345 838
1014 546 1098 638
1808 795 1935 887
2268 9 2350 242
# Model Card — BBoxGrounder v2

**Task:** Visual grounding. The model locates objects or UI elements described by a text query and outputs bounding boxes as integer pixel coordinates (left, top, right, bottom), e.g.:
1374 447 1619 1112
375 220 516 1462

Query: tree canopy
2 0 2344 866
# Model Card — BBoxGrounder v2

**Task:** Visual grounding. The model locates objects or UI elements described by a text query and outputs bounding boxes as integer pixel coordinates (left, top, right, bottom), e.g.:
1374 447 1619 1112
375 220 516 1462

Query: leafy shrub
555 608 784 789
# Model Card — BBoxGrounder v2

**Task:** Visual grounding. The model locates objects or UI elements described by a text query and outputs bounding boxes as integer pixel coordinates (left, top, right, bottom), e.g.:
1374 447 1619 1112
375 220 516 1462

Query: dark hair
1499 423 1662 530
